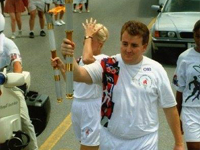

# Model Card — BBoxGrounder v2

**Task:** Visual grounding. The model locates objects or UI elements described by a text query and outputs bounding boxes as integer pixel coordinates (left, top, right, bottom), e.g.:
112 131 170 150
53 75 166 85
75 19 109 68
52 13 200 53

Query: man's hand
51 57 64 70
61 38 75 57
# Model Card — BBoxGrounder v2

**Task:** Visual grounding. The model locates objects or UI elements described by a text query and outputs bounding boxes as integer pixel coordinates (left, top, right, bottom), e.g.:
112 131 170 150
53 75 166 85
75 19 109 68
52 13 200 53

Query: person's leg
15 12 23 37
79 3 83 13
53 3 61 25
187 142 200 150
47 3 50 11
15 12 22 30
84 0 89 12
54 13 58 21
9 13 16 39
73 3 78 12
29 9 36 38
38 10 45 30
29 9 36 31
59 10 65 24
44 3 50 12
38 10 46 36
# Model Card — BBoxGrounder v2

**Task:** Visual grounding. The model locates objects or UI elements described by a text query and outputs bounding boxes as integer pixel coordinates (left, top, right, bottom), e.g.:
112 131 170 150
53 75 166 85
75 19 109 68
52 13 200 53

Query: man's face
120 31 147 65
194 29 200 49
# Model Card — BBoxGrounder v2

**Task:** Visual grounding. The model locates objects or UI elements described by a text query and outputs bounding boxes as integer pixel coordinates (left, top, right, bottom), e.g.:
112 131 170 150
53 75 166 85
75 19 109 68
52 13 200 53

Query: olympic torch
45 13 63 103
65 0 74 99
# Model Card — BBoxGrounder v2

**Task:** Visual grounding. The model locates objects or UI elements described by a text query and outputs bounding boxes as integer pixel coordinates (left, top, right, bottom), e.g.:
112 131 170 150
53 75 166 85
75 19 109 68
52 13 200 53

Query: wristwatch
84 35 93 40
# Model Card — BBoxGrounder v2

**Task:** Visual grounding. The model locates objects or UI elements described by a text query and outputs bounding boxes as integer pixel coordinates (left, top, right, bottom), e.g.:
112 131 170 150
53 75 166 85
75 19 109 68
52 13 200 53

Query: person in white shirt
60 20 184 150
51 18 109 150
173 19 200 150
0 13 38 150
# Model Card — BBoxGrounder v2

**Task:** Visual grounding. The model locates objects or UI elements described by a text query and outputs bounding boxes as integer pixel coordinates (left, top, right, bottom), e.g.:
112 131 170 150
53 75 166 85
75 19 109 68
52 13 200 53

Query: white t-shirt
173 48 200 107
74 54 108 99
84 54 176 139
0 33 21 72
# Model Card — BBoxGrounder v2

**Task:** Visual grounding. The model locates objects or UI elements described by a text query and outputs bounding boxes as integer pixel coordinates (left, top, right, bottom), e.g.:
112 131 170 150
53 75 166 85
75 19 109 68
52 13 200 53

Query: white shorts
71 97 101 146
100 127 158 150
181 107 200 142
29 0 45 12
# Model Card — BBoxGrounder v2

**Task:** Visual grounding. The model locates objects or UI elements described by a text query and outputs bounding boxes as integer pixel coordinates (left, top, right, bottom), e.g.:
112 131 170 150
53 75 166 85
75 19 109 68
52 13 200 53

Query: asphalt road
2 0 184 149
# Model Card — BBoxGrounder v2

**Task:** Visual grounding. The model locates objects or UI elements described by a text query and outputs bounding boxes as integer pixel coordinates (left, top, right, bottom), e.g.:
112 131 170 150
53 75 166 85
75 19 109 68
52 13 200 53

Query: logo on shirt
10 53 21 62
173 74 178 86
139 75 152 88
183 65 200 103
82 127 93 138
143 67 151 71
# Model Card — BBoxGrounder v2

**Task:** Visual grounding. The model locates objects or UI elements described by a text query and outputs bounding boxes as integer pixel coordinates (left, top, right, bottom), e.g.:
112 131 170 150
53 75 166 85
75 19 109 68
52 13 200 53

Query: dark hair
193 20 200 33
120 20 149 45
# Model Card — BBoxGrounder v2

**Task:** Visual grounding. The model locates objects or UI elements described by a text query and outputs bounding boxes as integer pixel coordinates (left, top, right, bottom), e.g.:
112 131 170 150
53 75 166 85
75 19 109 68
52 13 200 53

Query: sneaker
86 9 90 13
11 33 16 39
73 10 78 13
79 10 82 13
29 32 34 38
40 30 46 37
59 20 65 25
54 20 62 26
18 30 22 37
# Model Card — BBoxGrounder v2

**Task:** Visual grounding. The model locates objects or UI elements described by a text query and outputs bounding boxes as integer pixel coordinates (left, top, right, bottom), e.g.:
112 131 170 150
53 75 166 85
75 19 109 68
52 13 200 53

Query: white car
159 0 167 5
151 0 200 64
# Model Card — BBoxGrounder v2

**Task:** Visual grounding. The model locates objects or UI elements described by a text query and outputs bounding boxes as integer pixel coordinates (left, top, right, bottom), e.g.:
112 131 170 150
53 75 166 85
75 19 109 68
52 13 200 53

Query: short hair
94 23 109 43
120 20 149 45
193 20 200 33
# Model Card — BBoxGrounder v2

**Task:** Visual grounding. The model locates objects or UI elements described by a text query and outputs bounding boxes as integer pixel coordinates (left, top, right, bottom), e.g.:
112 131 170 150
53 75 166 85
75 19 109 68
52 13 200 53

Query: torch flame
49 6 65 15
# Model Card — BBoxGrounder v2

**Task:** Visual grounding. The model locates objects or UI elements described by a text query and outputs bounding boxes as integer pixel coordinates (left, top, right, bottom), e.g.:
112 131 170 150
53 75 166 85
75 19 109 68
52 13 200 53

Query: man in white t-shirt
0 13 38 150
173 20 200 150
61 20 184 150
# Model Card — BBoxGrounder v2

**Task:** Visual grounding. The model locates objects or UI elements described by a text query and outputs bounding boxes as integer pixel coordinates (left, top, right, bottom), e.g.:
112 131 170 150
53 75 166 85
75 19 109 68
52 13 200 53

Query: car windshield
163 0 200 12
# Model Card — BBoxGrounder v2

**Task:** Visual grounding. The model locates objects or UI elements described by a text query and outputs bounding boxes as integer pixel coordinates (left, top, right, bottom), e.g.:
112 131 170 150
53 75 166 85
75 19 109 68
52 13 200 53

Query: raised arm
82 18 103 64
61 38 93 84
82 18 96 64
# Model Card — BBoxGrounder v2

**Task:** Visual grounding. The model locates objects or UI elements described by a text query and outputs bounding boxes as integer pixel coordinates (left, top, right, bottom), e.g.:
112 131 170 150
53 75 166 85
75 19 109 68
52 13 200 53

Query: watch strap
84 36 93 39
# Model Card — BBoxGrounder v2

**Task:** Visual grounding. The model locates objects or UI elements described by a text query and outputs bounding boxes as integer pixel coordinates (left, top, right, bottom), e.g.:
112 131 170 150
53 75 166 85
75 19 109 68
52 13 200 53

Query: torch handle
51 50 63 103
45 12 63 103
65 31 74 99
